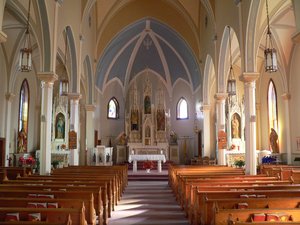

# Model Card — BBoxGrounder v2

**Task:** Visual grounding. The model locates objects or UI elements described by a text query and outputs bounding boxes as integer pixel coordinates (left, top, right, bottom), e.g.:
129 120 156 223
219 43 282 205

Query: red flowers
19 156 35 167
142 160 154 169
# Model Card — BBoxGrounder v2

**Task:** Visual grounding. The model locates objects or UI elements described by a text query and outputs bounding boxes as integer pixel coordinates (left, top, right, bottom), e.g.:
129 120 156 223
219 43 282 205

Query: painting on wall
55 113 65 139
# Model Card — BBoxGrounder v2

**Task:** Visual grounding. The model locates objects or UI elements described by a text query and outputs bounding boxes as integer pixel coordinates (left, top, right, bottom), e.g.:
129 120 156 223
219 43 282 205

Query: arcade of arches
0 0 300 176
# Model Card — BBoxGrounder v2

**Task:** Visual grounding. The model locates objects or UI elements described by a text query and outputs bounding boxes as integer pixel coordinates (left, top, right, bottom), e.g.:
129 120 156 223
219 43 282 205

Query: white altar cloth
128 154 166 173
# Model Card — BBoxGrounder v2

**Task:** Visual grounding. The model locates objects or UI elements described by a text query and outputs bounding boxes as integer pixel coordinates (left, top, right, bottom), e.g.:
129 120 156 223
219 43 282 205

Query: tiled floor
109 181 190 225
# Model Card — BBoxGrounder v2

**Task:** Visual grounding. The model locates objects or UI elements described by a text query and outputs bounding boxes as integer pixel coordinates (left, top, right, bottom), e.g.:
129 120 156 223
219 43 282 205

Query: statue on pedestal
270 128 279 153
17 128 27 153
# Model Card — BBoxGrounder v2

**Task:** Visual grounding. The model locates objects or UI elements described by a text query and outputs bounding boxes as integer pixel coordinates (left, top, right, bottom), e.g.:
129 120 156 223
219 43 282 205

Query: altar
128 154 166 173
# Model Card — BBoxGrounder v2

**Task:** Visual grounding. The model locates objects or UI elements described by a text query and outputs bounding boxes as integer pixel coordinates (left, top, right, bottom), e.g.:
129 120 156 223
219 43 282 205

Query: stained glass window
107 97 119 119
268 80 278 132
18 79 29 152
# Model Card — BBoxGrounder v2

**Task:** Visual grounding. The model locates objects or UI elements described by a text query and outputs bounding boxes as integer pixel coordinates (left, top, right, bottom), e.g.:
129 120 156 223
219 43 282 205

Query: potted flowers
234 159 245 168
142 160 154 173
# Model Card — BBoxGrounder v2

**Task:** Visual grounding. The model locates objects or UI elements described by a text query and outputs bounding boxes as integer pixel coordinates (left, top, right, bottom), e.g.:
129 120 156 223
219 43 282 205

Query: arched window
176 97 188 120
267 80 278 132
18 79 29 152
107 97 119 119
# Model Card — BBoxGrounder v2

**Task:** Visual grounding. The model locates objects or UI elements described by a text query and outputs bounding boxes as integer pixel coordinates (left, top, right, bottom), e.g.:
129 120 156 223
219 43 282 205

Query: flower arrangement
142 160 154 170
230 144 236 150
19 156 36 167
234 159 245 168
61 144 66 150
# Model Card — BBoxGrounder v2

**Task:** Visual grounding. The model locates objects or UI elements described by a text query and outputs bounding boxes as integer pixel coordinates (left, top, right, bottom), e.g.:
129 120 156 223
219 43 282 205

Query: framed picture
297 137 300 151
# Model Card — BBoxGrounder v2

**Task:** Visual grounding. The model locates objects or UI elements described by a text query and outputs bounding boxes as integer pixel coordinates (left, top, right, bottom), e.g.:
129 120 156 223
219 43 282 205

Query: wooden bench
0 206 87 225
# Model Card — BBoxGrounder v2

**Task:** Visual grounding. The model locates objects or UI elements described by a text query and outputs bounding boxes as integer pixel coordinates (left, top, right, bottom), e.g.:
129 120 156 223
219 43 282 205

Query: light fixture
227 26 236 97
59 28 69 96
19 0 32 72
264 0 277 73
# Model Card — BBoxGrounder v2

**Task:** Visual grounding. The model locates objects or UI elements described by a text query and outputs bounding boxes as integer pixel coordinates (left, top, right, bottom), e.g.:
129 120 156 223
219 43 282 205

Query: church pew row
17 174 113 218
4 179 107 224
0 189 99 225
214 208 300 225
200 196 300 225
0 197 96 225
0 166 31 181
260 165 300 180
0 206 86 225
180 179 293 218
192 189 300 225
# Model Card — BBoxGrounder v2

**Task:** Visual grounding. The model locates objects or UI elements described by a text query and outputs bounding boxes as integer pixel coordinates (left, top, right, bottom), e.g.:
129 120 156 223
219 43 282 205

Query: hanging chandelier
227 26 236 97
264 0 277 73
19 0 32 72
60 28 69 96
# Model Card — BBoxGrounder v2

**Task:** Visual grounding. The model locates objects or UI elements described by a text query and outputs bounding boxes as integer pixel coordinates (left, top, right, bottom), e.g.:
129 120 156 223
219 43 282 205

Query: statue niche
157 109 165 131
131 109 139 131
55 113 65 139
144 96 151 114
231 113 241 139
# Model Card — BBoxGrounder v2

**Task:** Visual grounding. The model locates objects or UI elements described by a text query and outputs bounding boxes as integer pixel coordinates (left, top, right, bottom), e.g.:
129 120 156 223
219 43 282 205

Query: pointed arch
267 79 278 133
176 97 188 120
107 97 119 119
203 54 216 105
84 56 94 104
18 79 30 152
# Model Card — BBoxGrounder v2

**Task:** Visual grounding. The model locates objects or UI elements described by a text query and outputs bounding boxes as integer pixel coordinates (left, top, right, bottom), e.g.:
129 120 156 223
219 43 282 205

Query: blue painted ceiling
96 18 201 92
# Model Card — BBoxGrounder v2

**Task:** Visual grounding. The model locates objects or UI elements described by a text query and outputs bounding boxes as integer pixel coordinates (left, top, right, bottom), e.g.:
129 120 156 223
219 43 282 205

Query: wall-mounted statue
231 113 241 139
270 128 279 153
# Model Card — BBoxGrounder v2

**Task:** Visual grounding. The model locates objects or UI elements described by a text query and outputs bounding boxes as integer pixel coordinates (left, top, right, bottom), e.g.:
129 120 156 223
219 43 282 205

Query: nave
109 180 189 225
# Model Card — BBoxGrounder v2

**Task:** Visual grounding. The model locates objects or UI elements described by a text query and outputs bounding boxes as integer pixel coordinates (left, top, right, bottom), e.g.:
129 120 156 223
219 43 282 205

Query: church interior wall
257 70 285 153
289 44 300 156
79 82 87 165
101 80 125 147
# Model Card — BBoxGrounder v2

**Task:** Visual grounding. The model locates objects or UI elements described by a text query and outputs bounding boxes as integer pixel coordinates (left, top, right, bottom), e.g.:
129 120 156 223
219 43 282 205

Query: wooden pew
0 189 99 225
0 195 96 225
202 197 300 225
0 205 87 225
214 208 300 225
0 167 31 180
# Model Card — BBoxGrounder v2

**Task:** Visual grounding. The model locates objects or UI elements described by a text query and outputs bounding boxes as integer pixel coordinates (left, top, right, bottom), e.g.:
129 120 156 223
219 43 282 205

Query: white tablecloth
128 154 166 163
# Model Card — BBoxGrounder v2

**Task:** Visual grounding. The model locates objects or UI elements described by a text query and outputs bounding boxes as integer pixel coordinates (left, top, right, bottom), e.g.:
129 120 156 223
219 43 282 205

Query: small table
128 154 166 173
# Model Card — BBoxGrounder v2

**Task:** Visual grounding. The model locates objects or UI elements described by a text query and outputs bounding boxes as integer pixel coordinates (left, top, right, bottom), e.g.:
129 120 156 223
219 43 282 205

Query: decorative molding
240 72 259 83
37 72 58 84
0 31 7 43
282 93 291 100
67 92 82 101
85 104 96 112
214 92 228 101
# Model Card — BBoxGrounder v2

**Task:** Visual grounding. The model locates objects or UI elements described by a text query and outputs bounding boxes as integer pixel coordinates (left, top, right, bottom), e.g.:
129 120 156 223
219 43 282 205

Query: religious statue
55 114 65 139
270 128 279 153
231 114 240 139
17 128 27 153
131 109 139 131
118 133 127 145
157 109 165 131
144 96 151 114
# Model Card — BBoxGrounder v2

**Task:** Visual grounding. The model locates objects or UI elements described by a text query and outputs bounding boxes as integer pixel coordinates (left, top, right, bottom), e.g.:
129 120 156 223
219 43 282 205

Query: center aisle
109 180 190 225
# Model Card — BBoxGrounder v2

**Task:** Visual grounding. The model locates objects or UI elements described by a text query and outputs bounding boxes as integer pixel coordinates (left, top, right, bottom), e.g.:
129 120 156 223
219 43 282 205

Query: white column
0 0 7 43
68 93 81 165
282 93 292 164
4 93 15 166
85 104 96 165
241 72 259 175
157 160 162 173
202 104 211 158
133 160 137 172
215 93 228 165
37 72 58 175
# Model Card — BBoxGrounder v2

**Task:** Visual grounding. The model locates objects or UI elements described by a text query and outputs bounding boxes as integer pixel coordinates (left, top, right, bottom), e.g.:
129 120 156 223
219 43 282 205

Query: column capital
214 93 228 101
240 72 259 83
5 93 15 102
68 92 82 101
37 72 58 84
201 104 210 111
85 104 96 112
0 31 7 43
292 30 300 43
282 93 291 100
